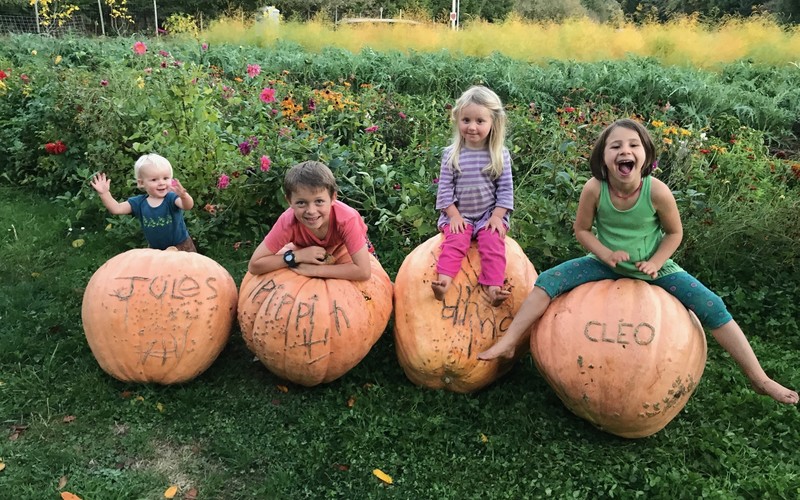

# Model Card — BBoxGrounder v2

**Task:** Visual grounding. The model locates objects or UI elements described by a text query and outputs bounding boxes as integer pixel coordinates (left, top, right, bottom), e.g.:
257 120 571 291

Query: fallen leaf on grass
9 425 28 440
185 487 198 500
63 415 76 423
57 475 68 489
156 402 164 412
276 385 289 393
164 485 178 498
61 492 82 500
0 461 6 472
334 463 349 471
480 433 489 443
346 396 356 408
373 468 393 485
71 239 85 248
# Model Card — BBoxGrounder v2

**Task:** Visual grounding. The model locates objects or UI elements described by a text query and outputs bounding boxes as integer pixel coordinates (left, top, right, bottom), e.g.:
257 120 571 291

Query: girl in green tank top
478 119 797 405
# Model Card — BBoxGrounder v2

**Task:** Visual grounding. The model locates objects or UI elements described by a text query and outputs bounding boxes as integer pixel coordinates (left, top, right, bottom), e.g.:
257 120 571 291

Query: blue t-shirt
127 192 190 250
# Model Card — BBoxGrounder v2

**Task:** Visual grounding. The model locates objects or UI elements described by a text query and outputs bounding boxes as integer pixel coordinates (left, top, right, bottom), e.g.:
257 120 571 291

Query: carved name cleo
583 320 656 346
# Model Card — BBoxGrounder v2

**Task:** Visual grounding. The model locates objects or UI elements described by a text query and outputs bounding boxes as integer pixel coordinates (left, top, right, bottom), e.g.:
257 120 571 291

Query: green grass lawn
1 186 798 499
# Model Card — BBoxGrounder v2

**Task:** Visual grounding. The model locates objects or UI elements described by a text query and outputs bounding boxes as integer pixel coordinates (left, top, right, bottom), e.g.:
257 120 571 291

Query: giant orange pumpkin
238 245 393 386
81 248 238 384
393 234 537 393
530 278 707 438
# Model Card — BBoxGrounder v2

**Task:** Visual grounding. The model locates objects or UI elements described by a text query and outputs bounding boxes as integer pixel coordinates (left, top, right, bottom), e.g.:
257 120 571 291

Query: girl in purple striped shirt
432 86 514 306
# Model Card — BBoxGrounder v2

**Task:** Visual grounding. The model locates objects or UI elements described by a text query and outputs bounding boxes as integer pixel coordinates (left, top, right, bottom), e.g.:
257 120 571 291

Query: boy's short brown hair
283 161 338 198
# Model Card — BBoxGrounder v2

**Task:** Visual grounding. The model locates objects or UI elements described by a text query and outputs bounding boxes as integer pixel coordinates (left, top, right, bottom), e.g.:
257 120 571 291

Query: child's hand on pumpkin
603 250 630 268
448 215 467 234
485 216 506 237
635 260 660 279
297 246 328 265
277 242 297 255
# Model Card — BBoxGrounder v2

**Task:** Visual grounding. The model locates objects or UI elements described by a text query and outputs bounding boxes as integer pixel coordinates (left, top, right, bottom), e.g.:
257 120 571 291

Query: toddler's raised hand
170 178 187 196
90 173 111 194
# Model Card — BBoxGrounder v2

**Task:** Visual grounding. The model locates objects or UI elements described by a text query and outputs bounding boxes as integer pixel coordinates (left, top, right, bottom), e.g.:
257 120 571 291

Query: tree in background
29 0 80 29
104 0 133 34
3 0 800 28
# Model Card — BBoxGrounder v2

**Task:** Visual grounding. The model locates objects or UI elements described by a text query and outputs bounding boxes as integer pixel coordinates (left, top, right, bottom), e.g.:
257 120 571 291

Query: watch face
283 250 296 267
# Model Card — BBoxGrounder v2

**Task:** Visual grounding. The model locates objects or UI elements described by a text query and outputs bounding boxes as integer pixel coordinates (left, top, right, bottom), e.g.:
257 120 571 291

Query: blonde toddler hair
134 153 174 180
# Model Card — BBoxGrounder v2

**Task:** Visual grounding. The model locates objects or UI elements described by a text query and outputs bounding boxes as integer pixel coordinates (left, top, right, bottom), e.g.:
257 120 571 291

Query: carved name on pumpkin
246 277 350 353
440 282 514 336
109 275 221 302
583 320 656 346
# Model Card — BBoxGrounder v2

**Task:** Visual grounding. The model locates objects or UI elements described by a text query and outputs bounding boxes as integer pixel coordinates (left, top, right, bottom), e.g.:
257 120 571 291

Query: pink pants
436 224 506 287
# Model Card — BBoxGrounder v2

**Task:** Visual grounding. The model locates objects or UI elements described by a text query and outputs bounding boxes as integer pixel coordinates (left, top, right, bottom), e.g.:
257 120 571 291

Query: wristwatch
283 250 299 268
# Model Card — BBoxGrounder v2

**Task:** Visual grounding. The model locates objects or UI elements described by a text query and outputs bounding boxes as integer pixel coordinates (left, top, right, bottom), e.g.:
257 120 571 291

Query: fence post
34 0 40 34
97 0 105 35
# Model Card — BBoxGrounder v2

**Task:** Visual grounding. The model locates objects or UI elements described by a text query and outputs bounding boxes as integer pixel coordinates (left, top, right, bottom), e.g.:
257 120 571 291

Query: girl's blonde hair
446 85 507 179
134 153 173 179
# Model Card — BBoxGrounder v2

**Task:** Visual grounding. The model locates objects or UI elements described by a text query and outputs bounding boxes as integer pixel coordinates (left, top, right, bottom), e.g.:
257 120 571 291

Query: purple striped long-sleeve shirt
435 146 514 235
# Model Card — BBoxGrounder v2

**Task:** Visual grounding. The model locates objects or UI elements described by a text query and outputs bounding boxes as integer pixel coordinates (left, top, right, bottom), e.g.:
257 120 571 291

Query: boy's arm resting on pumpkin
247 243 284 275
292 245 372 281
643 178 683 270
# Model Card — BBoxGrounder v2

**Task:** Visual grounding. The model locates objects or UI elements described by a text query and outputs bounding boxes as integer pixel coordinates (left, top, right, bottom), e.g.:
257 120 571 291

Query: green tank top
589 176 683 281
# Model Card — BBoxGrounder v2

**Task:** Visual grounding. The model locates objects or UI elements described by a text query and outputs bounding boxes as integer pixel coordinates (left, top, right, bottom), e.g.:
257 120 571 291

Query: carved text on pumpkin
440 282 514 357
246 277 351 360
583 320 656 346
110 275 220 301
137 326 189 364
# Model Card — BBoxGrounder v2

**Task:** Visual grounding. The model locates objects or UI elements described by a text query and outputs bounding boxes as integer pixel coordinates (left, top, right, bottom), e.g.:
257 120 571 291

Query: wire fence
0 14 94 36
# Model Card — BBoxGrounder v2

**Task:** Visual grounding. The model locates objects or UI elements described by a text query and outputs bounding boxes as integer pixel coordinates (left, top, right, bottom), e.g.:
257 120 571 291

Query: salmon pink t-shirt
263 200 370 258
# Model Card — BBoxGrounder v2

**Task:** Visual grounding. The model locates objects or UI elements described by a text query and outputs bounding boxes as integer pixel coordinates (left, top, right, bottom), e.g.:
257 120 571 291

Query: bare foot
751 378 799 404
431 276 452 301
485 285 511 307
477 340 516 361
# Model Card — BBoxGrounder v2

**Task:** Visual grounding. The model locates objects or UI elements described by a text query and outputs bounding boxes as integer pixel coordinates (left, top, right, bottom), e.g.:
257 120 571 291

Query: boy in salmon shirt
248 160 373 281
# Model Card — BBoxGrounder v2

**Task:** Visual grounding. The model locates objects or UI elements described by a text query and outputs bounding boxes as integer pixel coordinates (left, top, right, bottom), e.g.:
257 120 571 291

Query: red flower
44 140 67 155
0 69 7 80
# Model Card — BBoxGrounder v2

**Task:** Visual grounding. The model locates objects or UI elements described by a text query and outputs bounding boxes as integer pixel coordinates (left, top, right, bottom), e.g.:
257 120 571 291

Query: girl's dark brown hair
589 119 657 181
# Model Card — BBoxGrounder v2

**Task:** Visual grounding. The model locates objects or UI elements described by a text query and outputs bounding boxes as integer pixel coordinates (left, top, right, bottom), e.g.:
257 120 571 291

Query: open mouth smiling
617 159 635 175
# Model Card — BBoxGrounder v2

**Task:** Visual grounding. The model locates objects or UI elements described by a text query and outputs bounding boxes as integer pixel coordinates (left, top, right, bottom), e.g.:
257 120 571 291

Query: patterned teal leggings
535 257 733 329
